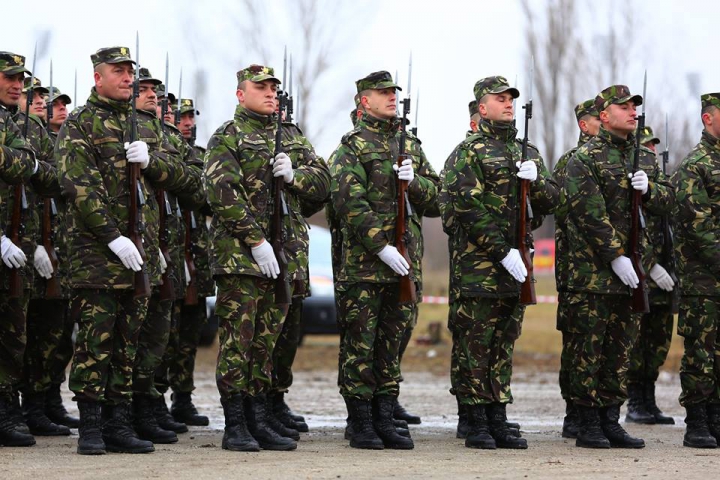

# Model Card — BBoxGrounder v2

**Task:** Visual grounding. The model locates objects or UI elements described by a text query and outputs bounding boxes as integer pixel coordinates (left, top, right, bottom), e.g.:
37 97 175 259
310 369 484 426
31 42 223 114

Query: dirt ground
3 336 720 480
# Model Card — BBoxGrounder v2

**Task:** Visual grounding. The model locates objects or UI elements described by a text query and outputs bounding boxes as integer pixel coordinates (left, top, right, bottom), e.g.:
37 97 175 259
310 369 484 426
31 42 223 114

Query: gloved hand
1 235 27 269
500 248 527 283
630 170 648 195
516 160 538 182
270 153 294 184
611 255 639 288
649 264 675 292
393 158 415 183
124 141 150 169
159 252 168 274
377 245 410 276
184 260 191 286
251 239 280 279
33 245 53 279
108 236 144 272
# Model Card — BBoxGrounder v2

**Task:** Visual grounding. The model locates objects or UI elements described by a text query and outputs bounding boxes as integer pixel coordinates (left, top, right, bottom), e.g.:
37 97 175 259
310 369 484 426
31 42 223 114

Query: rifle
286 52 294 123
128 33 151 298
660 114 679 314
183 210 199 306
395 54 417 304
410 90 419 137
518 58 537 305
630 72 650 313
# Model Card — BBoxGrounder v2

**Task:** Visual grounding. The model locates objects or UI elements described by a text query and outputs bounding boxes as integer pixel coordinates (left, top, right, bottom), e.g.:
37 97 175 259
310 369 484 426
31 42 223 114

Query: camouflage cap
353 93 360 107
701 93 720 110
90 46 135 68
594 85 643 112
468 99 478 118
574 98 598 121
47 87 71 105
473 76 519 102
638 125 660 145
22 76 49 95
138 67 161 86
156 84 177 105
355 71 401 94
179 98 199 115
0 51 31 75
236 64 281 87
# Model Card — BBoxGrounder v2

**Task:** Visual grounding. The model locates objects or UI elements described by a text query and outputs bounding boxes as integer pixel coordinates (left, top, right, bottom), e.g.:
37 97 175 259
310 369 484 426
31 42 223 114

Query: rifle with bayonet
155 53 174 301
518 58 537 305
659 114 679 314
42 60 61 298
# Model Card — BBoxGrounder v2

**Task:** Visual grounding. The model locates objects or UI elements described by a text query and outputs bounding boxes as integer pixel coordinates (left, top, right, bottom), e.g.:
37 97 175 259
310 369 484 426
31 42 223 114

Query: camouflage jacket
671 130 720 296
0 105 37 188
440 119 557 299
564 127 673 295
57 88 200 290
328 114 439 284
204 104 330 279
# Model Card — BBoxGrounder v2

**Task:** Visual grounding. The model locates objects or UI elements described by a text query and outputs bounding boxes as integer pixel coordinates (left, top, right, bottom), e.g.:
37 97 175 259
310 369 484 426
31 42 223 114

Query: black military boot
152 394 188 434
45 384 80 428
171 391 209 427
625 383 655 424
261 395 300 441
221 394 260 452
269 391 308 433
245 394 297 450
77 401 105 455
22 392 71 436
683 403 717 448
464 404 496 449
644 382 674 424
102 403 155 453
0 396 35 447
456 397 469 439
345 397 383 449
707 403 720 441
10 391 29 434
562 400 579 439
393 398 421 425
599 404 645 448
487 403 528 449
575 405 610 449
132 395 177 444
372 396 414 449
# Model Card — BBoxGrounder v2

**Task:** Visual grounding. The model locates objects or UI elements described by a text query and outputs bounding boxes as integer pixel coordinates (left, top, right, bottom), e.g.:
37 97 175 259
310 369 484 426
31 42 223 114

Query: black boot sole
495 440 528 449
349 440 384 450
383 442 414 449
172 413 209 426
465 440 497 449
222 438 260 452
609 441 645 448
0 436 36 447
257 440 297 451
576 439 611 449
137 434 178 444
104 443 155 453
29 428 71 436
77 445 106 455
625 415 656 425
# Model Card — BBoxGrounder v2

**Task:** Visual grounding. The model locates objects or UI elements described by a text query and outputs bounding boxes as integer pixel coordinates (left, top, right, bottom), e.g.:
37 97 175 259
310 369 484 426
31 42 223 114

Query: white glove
1 235 26 269
184 260 191 286
611 255 639 288
124 141 150 169
393 158 415 183
500 248 527 283
108 236 144 272
377 245 410 276
630 170 648 195
33 245 53 279
159 252 168 274
649 264 675 292
270 153 294 184
516 160 538 182
251 239 280 279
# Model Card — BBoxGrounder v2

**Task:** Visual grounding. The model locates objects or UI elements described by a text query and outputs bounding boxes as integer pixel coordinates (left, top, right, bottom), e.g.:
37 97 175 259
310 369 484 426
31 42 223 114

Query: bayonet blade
47 59 53 120
282 46 287 87
414 90 419 128
665 113 669 153
289 54 293 96
135 32 140 82
529 55 535 102
29 43 38 94
177 68 183 112
407 52 412 98
48 59 53 99
165 53 169 90
642 70 647 117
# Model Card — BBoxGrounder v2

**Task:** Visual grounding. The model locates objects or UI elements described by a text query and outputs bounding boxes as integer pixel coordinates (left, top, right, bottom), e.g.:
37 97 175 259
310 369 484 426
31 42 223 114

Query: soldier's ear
599 109 609 124
236 89 244 104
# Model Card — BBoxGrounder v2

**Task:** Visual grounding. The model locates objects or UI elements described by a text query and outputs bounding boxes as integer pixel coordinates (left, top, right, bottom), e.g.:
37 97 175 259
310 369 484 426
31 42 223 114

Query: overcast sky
6 0 719 172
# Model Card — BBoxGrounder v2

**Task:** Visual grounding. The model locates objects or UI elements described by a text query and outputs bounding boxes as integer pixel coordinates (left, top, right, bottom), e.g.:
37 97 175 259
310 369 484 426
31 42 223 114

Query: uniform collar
87 87 132 114
701 130 720 153
477 118 517 142
357 113 400 136
577 131 594 147
598 126 635 151
234 104 275 130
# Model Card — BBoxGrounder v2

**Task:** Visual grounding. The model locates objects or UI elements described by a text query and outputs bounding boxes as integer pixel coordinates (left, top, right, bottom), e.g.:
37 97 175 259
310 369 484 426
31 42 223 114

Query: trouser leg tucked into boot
575 405 610 449
465 404 496 450
0 396 35 447
22 392 71 436
683 403 717 448
260 394 300 441
487 403 527 449
373 396 414 450
625 383 655 424
562 399 579 439
599 404 644 448
77 401 105 455
102 403 155 454
221 394 259 452
245 394 297 451
152 394 188 434
706 403 720 443
45 384 79 428
132 395 177 444
644 382 674 424
171 391 209 427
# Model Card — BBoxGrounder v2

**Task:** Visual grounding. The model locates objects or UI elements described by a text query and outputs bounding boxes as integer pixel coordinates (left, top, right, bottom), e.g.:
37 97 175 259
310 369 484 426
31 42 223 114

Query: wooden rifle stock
157 190 175 301
128 162 151 299
42 198 62 299
518 179 536 305
183 210 198 306
396 97 416 304
272 90 291 305
630 189 649 313
8 184 24 298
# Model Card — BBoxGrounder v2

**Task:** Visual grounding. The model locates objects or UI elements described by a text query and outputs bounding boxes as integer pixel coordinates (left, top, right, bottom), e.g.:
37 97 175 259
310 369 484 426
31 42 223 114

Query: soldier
439 76 555 450
46 87 71 136
625 124 676 426
0 50 47 448
204 64 329 452
671 92 720 448
563 85 673 449
553 99 601 439
329 70 438 450
19 77 48 121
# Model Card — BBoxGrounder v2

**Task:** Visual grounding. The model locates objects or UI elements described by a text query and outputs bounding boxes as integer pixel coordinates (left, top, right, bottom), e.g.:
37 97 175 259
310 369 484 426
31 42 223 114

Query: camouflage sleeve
642 161 674 216
565 152 624 263
177 161 206 210
287 136 331 205
204 127 264 247
408 145 440 217
56 118 122 244
528 154 559 215
142 141 203 197
30 159 61 197
442 145 510 262
0 114 37 185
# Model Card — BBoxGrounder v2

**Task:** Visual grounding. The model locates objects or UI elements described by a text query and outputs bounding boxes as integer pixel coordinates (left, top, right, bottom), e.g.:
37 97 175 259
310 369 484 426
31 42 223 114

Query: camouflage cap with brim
22 76 49 95
138 67 162 86
594 85 643 112
353 93 360 107
0 51 31 75
179 98 199 115
574 98 599 121
236 65 281 87
47 87 71 105
468 99 478 118
156 84 177 105
473 76 519 102
701 93 720 110
639 126 660 145
355 71 401 94
90 46 135 68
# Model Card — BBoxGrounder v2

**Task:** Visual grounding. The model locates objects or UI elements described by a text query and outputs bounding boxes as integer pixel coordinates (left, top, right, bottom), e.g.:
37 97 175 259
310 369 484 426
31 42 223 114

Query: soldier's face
643 141 657 153
601 102 637 136
702 107 720 138
164 105 175 124
94 62 134 101
361 88 397 120
0 72 24 107
50 99 68 128
19 91 46 117
135 82 157 113
579 115 601 136
179 111 195 139
237 80 278 116
479 93 514 122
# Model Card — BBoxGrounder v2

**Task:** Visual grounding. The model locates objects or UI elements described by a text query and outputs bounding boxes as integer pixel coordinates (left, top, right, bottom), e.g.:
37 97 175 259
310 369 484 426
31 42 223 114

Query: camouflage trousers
678 296 720 406
154 300 182 394
0 290 30 400
271 296 303 394
448 296 523 406
23 298 71 394
628 303 673 384
133 289 173 397
69 289 149 405
161 296 208 394
397 306 417 384
556 291 572 401
337 282 416 400
215 275 288 400
564 292 639 408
